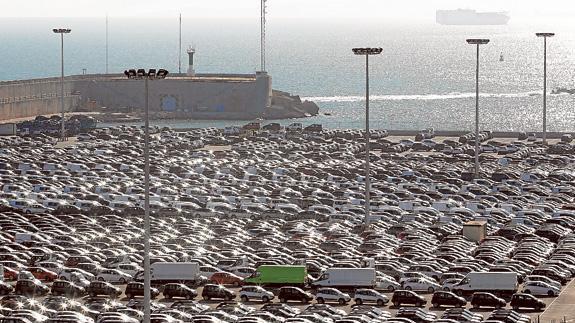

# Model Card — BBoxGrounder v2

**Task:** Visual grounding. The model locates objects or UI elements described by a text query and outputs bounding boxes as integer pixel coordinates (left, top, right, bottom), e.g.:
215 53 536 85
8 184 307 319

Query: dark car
163 283 197 300
391 290 427 307
86 281 122 298
470 292 506 309
125 282 159 299
51 280 85 297
278 287 314 304
510 293 546 311
0 282 14 296
15 279 49 296
201 284 235 301
431 291 466 308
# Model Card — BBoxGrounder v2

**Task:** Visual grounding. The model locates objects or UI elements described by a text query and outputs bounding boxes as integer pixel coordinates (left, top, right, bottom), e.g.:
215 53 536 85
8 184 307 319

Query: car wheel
473 303 479 309
548 290 555 296
59 276 67 281
416 301 422 307
302 297 309 304
280 298 286 303
262 296 270 303
338 298 346 305
513 306 519 310
455 290 463 296
185 294 192 300
393 302 400 307
443 287 450 291
317 297 324 304
428 287 434 293
119 278 126 284
433 302 440 308
164 294 171 299
126 293 132 299
536 306 542 311
233 281 240 287
240 295 248 302
496 304 502 309
405 286 412 291
388 285 395 292
376 299 385 307
355 298 363 305
524 289 531 294
203 296 209 301
98 277 105 281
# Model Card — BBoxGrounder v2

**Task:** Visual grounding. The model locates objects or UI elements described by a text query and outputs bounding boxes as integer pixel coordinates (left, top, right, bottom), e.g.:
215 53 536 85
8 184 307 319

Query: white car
525 275 562 289
354 289 389 306
116 263 143 277
522 281 561 296
402 277 441 293
200 265 224 278
239 286 275 303
315 288 351 305
58 268 95 282
96 268 133 284
232 267 256 279
441 278 462 291
376 276 401 292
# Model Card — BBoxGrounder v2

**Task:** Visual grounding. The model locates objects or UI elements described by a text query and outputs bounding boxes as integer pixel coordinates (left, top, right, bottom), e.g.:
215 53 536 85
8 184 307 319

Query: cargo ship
436 9 510 25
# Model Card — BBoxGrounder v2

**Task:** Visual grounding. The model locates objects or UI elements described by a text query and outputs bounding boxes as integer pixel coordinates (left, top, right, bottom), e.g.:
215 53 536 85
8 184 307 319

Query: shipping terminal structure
436 9 510 25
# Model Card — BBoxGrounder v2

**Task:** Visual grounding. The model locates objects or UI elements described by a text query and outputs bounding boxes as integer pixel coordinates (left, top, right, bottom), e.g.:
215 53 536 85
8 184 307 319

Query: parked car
315 288 351 305
162 283 197 300
209 272 244 287
510 293 546 311
278 287 314 304
14 279 49 296
470 292 506 309
86 281 122 298
521 281 561 296
125 282 160 299
201 284 235 301
391 290 427 307
431 291 467 308
50 280 85 297
239 286 275 303
353 289 389 306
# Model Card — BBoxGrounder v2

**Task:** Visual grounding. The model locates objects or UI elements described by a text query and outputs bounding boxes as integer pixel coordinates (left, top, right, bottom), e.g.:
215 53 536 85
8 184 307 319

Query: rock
264 90 320 119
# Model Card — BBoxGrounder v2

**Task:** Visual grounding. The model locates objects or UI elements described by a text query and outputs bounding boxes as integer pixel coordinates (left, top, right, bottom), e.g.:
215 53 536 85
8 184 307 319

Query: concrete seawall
0 73 272 121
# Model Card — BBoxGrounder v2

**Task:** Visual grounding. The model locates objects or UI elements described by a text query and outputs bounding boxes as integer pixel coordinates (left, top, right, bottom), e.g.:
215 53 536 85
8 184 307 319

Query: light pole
466 39 489 179
352 47 382 227
53 28 71 141
124 68 169 323
536 33 555 145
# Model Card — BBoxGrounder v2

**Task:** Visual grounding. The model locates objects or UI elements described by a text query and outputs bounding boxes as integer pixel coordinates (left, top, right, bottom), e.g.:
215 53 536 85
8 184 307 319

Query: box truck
135 262 201 285
451 272 518 296
310 268 376 289
244 265 307 287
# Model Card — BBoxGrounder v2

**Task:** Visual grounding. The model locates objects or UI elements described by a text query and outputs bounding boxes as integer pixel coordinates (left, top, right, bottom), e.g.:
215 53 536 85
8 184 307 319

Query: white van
15 233 49 244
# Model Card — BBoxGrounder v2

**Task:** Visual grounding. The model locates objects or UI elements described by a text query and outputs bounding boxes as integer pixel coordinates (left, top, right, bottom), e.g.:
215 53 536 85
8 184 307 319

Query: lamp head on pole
352 48 383 55
536 33 555 38
53 28 72 34
124 69 169 80
466 39 490 45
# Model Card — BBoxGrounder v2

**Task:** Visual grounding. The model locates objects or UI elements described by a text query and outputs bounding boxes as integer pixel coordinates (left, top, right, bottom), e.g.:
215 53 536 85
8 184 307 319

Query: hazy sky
3 0 574 22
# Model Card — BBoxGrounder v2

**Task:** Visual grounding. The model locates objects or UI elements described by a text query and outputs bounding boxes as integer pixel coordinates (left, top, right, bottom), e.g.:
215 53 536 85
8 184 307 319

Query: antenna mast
106 13 109 73
179 13 182 74
260 0 267 72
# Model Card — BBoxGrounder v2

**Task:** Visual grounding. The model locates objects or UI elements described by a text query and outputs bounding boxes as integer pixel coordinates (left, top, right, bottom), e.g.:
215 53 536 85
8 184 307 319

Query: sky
2 0 574 22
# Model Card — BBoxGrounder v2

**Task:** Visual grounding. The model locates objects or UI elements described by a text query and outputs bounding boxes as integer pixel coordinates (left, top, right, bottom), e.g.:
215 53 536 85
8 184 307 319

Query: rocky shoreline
89 89 320 123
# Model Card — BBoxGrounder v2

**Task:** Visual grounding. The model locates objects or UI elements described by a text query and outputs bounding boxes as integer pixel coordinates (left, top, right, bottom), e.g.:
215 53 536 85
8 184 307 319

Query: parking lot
0 125 575 323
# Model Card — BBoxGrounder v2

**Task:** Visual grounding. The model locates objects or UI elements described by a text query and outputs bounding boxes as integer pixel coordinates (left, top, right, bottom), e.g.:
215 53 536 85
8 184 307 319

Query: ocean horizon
1 17 574 131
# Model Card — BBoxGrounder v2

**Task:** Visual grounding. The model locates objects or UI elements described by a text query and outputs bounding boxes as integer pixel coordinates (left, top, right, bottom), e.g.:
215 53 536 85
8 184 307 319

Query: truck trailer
311 268 376 289
135 262 201 286
451 272 518 296
244 265 307 287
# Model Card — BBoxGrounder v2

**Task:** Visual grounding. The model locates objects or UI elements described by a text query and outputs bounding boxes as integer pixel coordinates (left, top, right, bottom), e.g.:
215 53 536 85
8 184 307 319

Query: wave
303 91 541 102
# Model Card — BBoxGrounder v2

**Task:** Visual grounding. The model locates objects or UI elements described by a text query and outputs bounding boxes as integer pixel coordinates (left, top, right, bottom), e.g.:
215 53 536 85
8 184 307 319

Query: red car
3 267 18 281
26 267 58 282
210 272 244 287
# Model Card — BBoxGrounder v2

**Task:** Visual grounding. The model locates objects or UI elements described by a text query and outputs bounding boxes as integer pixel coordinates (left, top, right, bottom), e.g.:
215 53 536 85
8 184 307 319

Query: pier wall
0 73 272 121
